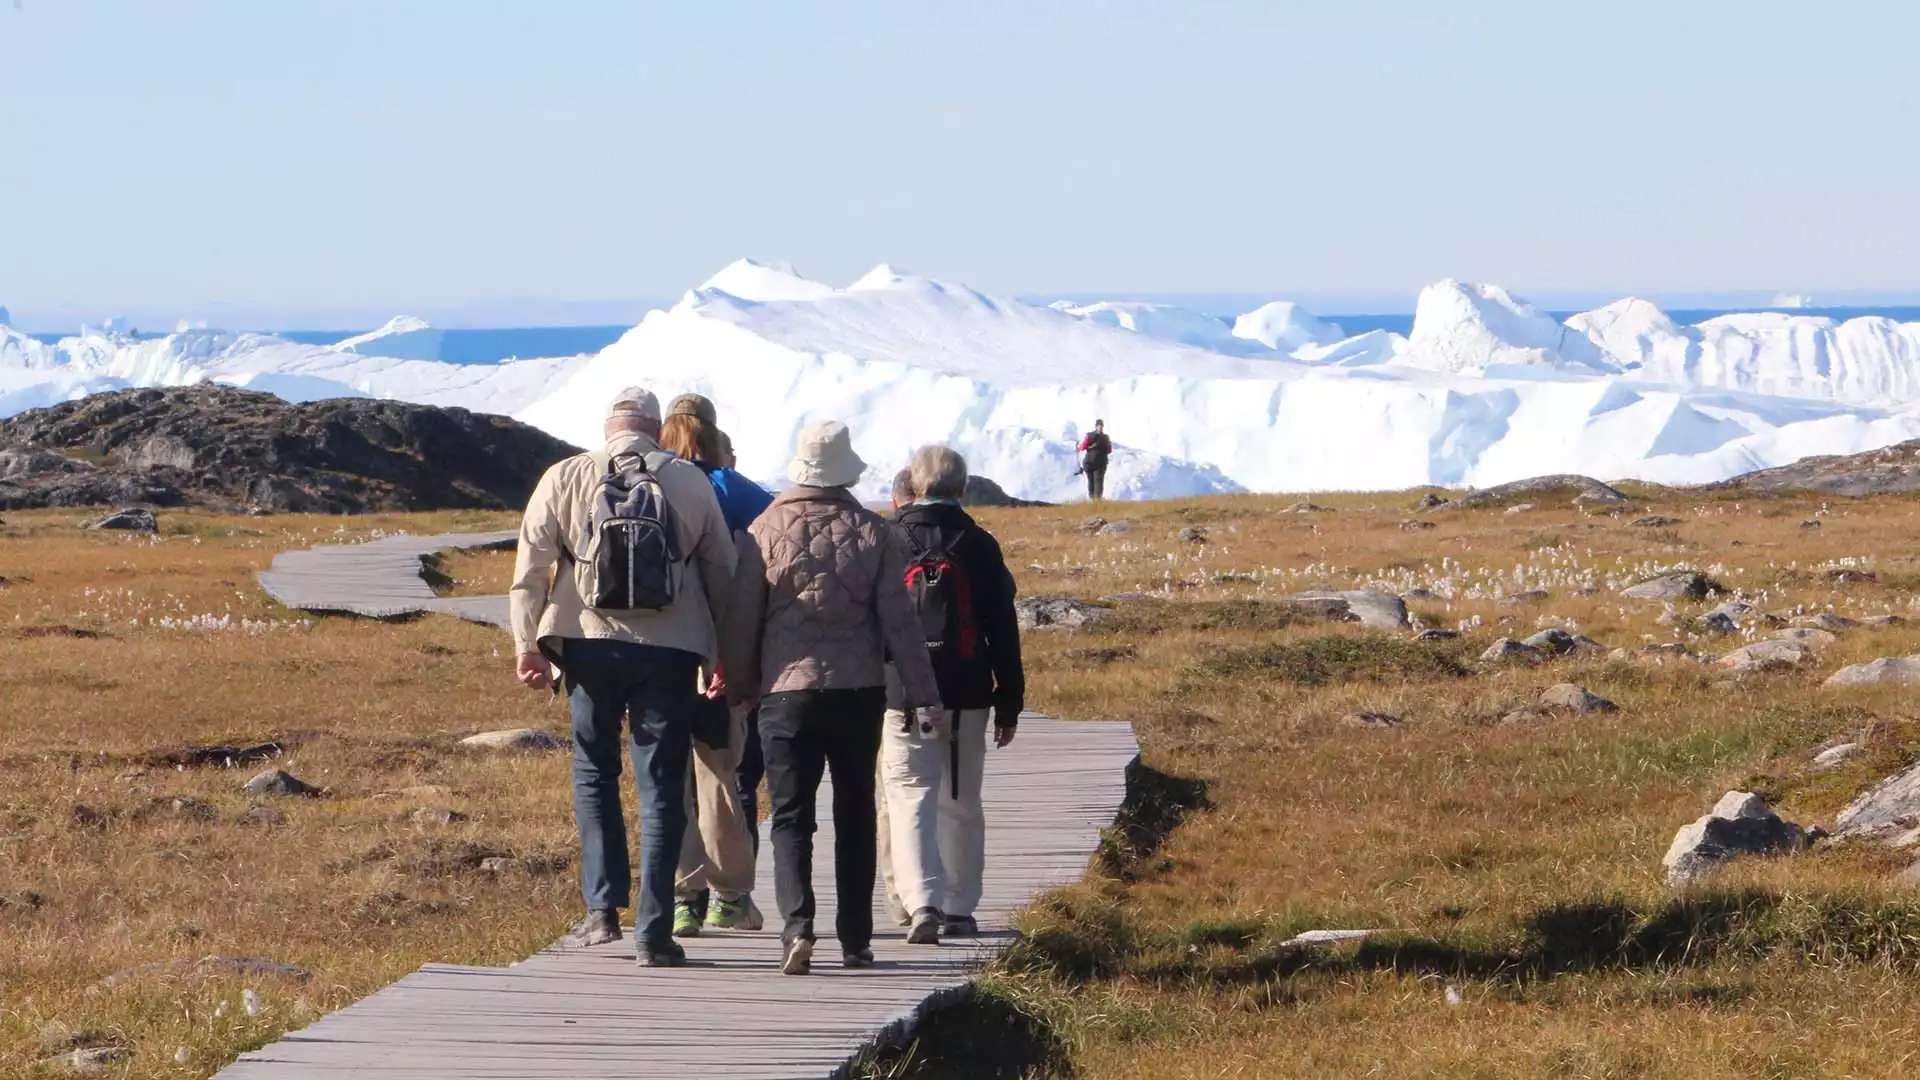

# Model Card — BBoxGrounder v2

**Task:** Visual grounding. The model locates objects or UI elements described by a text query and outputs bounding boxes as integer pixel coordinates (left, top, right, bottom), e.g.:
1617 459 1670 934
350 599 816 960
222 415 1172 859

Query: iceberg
330 315 447 361
10 260 1920 501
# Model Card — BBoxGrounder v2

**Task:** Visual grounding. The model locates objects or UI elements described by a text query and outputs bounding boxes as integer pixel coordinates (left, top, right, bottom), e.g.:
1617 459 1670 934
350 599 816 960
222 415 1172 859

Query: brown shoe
566 908 622 948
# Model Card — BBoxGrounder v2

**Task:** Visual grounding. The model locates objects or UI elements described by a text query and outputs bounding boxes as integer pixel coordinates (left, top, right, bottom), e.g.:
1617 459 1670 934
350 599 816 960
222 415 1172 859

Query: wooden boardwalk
257 530 516 628
234 532 1138 1079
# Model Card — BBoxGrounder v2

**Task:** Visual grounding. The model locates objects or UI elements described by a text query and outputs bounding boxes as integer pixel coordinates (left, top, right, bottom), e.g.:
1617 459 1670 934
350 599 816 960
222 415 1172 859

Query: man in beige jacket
510 386 736 968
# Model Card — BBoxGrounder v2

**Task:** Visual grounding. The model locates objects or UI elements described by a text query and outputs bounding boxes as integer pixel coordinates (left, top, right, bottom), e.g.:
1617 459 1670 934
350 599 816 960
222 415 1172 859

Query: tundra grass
8 491 1920 1077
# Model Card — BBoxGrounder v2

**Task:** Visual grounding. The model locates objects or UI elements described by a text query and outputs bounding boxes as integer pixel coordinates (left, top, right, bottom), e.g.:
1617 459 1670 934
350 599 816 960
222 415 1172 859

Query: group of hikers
508 387 1026 974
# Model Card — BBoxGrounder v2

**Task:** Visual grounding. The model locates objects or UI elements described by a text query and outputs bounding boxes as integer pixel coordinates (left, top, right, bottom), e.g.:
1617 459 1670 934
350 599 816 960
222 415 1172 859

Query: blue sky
3 1 1917 328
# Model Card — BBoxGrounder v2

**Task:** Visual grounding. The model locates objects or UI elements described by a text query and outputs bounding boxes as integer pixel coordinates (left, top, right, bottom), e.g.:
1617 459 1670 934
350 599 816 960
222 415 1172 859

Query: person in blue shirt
659 404 774 936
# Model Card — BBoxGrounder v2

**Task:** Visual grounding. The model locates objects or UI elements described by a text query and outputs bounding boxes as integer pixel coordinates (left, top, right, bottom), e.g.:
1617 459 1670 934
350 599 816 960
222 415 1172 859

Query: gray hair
909 444 967 500
891 468 917 507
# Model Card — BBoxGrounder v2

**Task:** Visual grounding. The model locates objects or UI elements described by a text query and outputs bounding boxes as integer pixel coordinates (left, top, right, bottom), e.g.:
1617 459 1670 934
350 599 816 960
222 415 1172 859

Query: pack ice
6 260 1920 501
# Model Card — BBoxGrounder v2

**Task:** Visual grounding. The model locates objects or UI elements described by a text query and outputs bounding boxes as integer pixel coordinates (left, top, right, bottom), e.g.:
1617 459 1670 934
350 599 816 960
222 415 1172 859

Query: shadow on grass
843 985 1070 1080
1008 887 1920 991
1096 757 1211 882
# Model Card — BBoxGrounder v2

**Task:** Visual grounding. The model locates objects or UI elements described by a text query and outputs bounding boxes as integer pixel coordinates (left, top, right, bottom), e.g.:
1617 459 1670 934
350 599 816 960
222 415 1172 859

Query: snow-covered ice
329 315 446 361
8 261 1920 502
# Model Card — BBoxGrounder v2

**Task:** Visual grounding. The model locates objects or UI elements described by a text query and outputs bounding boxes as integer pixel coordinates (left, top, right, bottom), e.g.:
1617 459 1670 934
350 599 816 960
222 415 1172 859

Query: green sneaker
672 901 703 938
706 895 764 931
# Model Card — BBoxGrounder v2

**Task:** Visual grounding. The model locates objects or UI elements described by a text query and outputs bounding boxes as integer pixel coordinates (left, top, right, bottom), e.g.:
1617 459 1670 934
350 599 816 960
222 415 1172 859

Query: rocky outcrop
0 385 579 513
961 474 1050 508
1015 597 1110 632
1283 590 1409 630
1621 571 1721 601
1824 656 1920 688
1455 474 1628 508
1835 761 1920 842
1722 439 1920 496
1663 791 1808 886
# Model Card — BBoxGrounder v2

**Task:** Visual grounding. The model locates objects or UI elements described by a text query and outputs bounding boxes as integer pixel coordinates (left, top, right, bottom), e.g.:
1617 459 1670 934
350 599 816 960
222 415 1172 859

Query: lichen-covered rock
1836 760 1920 840
1284 590 1409 630
459 729 566 751
1480 638 1542 664
1717 639 1811 672
1538 683 1616 714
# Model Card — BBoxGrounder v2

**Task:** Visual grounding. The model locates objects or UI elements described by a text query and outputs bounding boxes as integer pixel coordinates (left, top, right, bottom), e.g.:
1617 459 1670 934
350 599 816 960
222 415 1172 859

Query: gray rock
1864 615 1907 627
1078 516 1107 533
1697 612 1739 635
409 806 467 826
1503 502 1536 515
243 768 318 798
1343 711 1402 729
1501 589 1549 606
1770 627 1838 650
1284 590 1410 630
1801 519 1822 530
1836 760 1920 839
1284 502 1332 513
1400 519 1437 531
1621 571 1721 601
1402 587 1437 600
1823 656 1920 688
459 728 567 751
1413 492 1451 510
1538 683 1616 714
479 856 519 873
1663 791 1808 886
1097 519 1133 535
87 508 157 532
1791 613 1859 632
1521 628 1576 655
1702 600 1754 625
1813 742 1862 770
1416 628 1459 642
1717 639 1811 672
1633 515 1683 527
1280 929 1380 947
1568 634 1608 657
1480 638 1542 664
1176 526 1207 544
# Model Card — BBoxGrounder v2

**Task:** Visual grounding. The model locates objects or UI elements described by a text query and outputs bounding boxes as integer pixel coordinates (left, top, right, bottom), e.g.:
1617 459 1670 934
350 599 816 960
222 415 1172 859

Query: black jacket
886 501 1025 727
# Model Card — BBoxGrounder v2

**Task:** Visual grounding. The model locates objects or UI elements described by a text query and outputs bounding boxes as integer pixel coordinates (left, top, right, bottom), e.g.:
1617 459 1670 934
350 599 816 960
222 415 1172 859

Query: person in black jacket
880 445 1025 943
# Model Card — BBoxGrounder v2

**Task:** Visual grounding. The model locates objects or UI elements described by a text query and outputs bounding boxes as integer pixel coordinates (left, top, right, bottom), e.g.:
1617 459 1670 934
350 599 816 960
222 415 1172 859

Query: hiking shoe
781 937 814 976
637 939 687 968
566 908 622 948
842 945 875 969
706 894 763 931
942 914 980 937
884 890 912 928
907 907 943 945
672 901 703 938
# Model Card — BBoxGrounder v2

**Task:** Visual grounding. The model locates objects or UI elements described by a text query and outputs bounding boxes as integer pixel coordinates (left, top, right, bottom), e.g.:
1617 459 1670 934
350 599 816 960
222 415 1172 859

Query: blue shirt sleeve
708 467 775 533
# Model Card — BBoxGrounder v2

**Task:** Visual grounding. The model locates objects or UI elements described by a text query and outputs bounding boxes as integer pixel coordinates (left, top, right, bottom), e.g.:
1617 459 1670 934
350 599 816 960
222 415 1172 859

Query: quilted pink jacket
722 486 940 707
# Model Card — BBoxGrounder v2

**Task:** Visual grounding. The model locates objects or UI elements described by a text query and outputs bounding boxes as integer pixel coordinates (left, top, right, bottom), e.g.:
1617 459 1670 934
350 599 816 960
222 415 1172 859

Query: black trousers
736 705 764 855
1085 466 1106 500
758 687 885 949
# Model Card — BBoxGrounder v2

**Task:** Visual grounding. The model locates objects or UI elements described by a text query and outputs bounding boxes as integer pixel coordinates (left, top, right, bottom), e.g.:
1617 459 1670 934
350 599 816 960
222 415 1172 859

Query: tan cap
668 393 717 425
607 386 661 423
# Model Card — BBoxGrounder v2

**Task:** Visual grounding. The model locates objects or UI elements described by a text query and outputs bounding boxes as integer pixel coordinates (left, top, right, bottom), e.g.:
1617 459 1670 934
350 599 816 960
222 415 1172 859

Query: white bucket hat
786 420 867 488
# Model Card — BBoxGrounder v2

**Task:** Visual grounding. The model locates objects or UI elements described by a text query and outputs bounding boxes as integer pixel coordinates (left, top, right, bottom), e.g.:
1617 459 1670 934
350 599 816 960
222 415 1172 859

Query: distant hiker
880 445 1024 944
659 411 774 937
509 385 738 969
721 420 942 975
1077 420 1112 500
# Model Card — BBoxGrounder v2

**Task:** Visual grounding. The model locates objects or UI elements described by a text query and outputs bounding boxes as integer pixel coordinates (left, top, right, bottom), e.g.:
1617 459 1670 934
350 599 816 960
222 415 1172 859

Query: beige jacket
721 486 940 707
510 432 736 664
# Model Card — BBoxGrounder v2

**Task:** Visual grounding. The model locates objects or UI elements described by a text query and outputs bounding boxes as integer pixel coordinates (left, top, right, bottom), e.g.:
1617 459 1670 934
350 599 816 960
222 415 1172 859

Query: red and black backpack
904 532 978 663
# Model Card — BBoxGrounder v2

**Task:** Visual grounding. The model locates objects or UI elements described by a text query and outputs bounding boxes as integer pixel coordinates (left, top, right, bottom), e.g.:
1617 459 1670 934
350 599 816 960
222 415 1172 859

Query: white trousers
879 708 989 918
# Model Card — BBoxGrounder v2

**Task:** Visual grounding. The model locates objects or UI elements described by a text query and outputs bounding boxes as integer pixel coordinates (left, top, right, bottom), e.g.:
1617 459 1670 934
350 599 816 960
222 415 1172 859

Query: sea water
30 307 1920 365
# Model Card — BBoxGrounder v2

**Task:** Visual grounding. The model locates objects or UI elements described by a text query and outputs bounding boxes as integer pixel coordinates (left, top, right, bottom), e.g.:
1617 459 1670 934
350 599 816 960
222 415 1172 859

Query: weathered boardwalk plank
226 532 1136 1079
256 530 515 627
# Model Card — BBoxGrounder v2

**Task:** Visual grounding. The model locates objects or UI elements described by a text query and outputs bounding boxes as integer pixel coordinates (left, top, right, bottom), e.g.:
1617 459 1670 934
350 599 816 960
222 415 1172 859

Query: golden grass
9 488 1920 1077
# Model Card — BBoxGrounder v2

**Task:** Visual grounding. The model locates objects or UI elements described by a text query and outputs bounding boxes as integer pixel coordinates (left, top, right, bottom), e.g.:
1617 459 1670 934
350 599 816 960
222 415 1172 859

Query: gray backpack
572 449 682 612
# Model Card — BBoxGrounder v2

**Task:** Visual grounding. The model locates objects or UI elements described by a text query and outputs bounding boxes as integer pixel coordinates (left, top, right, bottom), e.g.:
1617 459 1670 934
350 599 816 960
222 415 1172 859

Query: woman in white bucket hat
721 421 942 975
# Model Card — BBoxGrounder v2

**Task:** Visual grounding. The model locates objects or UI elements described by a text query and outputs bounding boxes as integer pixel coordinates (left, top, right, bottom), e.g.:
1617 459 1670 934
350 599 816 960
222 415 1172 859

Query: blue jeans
563 638 700 946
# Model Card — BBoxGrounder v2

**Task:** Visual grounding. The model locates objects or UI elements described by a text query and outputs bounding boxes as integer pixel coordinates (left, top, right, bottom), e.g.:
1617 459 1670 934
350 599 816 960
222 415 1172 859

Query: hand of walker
913 705 945 741
706 665 727 700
